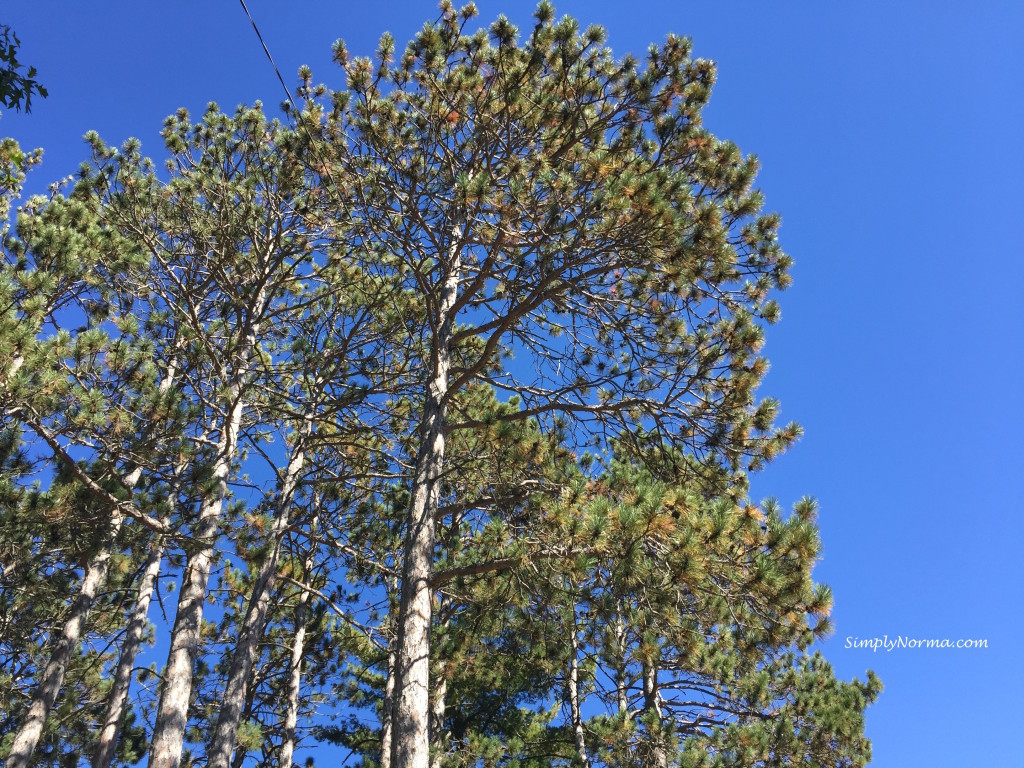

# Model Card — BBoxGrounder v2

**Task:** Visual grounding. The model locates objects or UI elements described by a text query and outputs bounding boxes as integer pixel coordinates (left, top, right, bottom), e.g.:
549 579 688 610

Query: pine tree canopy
0 5 878 768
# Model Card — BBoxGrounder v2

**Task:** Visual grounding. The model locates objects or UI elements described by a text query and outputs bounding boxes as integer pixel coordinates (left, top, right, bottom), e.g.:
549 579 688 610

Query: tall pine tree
312 4 797 764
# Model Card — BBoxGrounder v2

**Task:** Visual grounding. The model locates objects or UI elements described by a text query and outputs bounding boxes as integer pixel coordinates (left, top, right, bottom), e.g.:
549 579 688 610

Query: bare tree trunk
642 662 667 768
568 624 589 768
230 682 258 768
3 354 23 385
207 427 309 768
7 362 178 768
279 589 311 768
429 675 447 768
4 520 120 768
280 511 319 768
148 394 245 768
379 640 397 768
92 527 167 768
0 354 23 433
391 377 447 768
427 575 456 768
392 241 461 768
613 611 628 715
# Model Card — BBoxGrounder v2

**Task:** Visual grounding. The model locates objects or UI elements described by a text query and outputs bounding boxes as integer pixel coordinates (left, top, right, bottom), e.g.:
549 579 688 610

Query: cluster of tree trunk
0 5 879 768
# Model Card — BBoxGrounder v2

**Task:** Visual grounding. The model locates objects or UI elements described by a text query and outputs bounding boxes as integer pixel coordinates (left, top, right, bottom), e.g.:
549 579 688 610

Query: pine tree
203 242 387 768
77 102 348 768
0 6 882 765
313 4 797 764
1 142 186 767
531 454 880 767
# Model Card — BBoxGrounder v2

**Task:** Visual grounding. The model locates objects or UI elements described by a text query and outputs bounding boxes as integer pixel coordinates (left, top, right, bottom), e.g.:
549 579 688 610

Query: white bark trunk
148 394 245 768
4 519 120 768
91 530 167 768
429 586 455 768
380 640 397 768
278 589 311 768
642 663 667 768
206 427 309 768
7 362 176 768
568 626 589 768
3 354 24 383
429 674 447 768
392 236 461 768
280 512 319 768
613 611 628 715
392 377 447 768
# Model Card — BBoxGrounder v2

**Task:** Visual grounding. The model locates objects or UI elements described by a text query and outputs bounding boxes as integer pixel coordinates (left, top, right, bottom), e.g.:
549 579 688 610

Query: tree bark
392 388 446 768
6 362 177 768
392 236 461 768
148 393 245 768
379 640 397 768
206 424 309 768
568 625 590 768
642 662 667 768
4 523 119 768
2 354 23 387
279 587 311 768
428 577 456 768
429 674 447 768
230 681 258 768
279 511 320 768
91 527 167 768
613 611 628 715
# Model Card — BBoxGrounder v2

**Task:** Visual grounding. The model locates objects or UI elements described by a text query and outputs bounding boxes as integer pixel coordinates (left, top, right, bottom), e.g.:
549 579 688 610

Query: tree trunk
392 388 446 768
230 680 258 768
148 394 245 768
92 527 167 768
4 519 120 768
429 674 447 768
379 640 397 768
568 625 589 768
642 662 667 768
392 238 461 768
7 360 177 768
280 512 319 768
428 583 458 768
613 611 628 715
206 426 309 768
279 589 311 768
2 354 23 388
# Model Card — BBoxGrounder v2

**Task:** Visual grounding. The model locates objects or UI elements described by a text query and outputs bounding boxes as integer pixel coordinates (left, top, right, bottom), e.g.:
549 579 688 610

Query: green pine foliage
0 5 878 768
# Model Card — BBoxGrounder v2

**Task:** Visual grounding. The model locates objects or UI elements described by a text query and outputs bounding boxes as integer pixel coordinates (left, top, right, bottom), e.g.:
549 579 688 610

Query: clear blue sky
4 2 1023 765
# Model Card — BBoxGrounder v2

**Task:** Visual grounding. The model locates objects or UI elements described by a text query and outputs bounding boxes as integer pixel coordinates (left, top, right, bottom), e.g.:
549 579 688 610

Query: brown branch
278 575 385 650
20 414 172 535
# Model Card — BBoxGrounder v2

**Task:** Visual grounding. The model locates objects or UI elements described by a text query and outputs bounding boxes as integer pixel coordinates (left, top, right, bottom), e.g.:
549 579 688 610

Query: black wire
235 0 348 202
238 0 299 112
235 1 387 312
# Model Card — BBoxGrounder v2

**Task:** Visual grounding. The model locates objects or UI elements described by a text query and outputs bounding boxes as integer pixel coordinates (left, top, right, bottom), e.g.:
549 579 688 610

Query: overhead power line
237 0 298 112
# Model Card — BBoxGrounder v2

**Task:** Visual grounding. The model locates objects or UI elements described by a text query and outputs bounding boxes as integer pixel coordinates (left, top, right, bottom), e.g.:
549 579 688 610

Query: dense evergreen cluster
0 4 878 767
